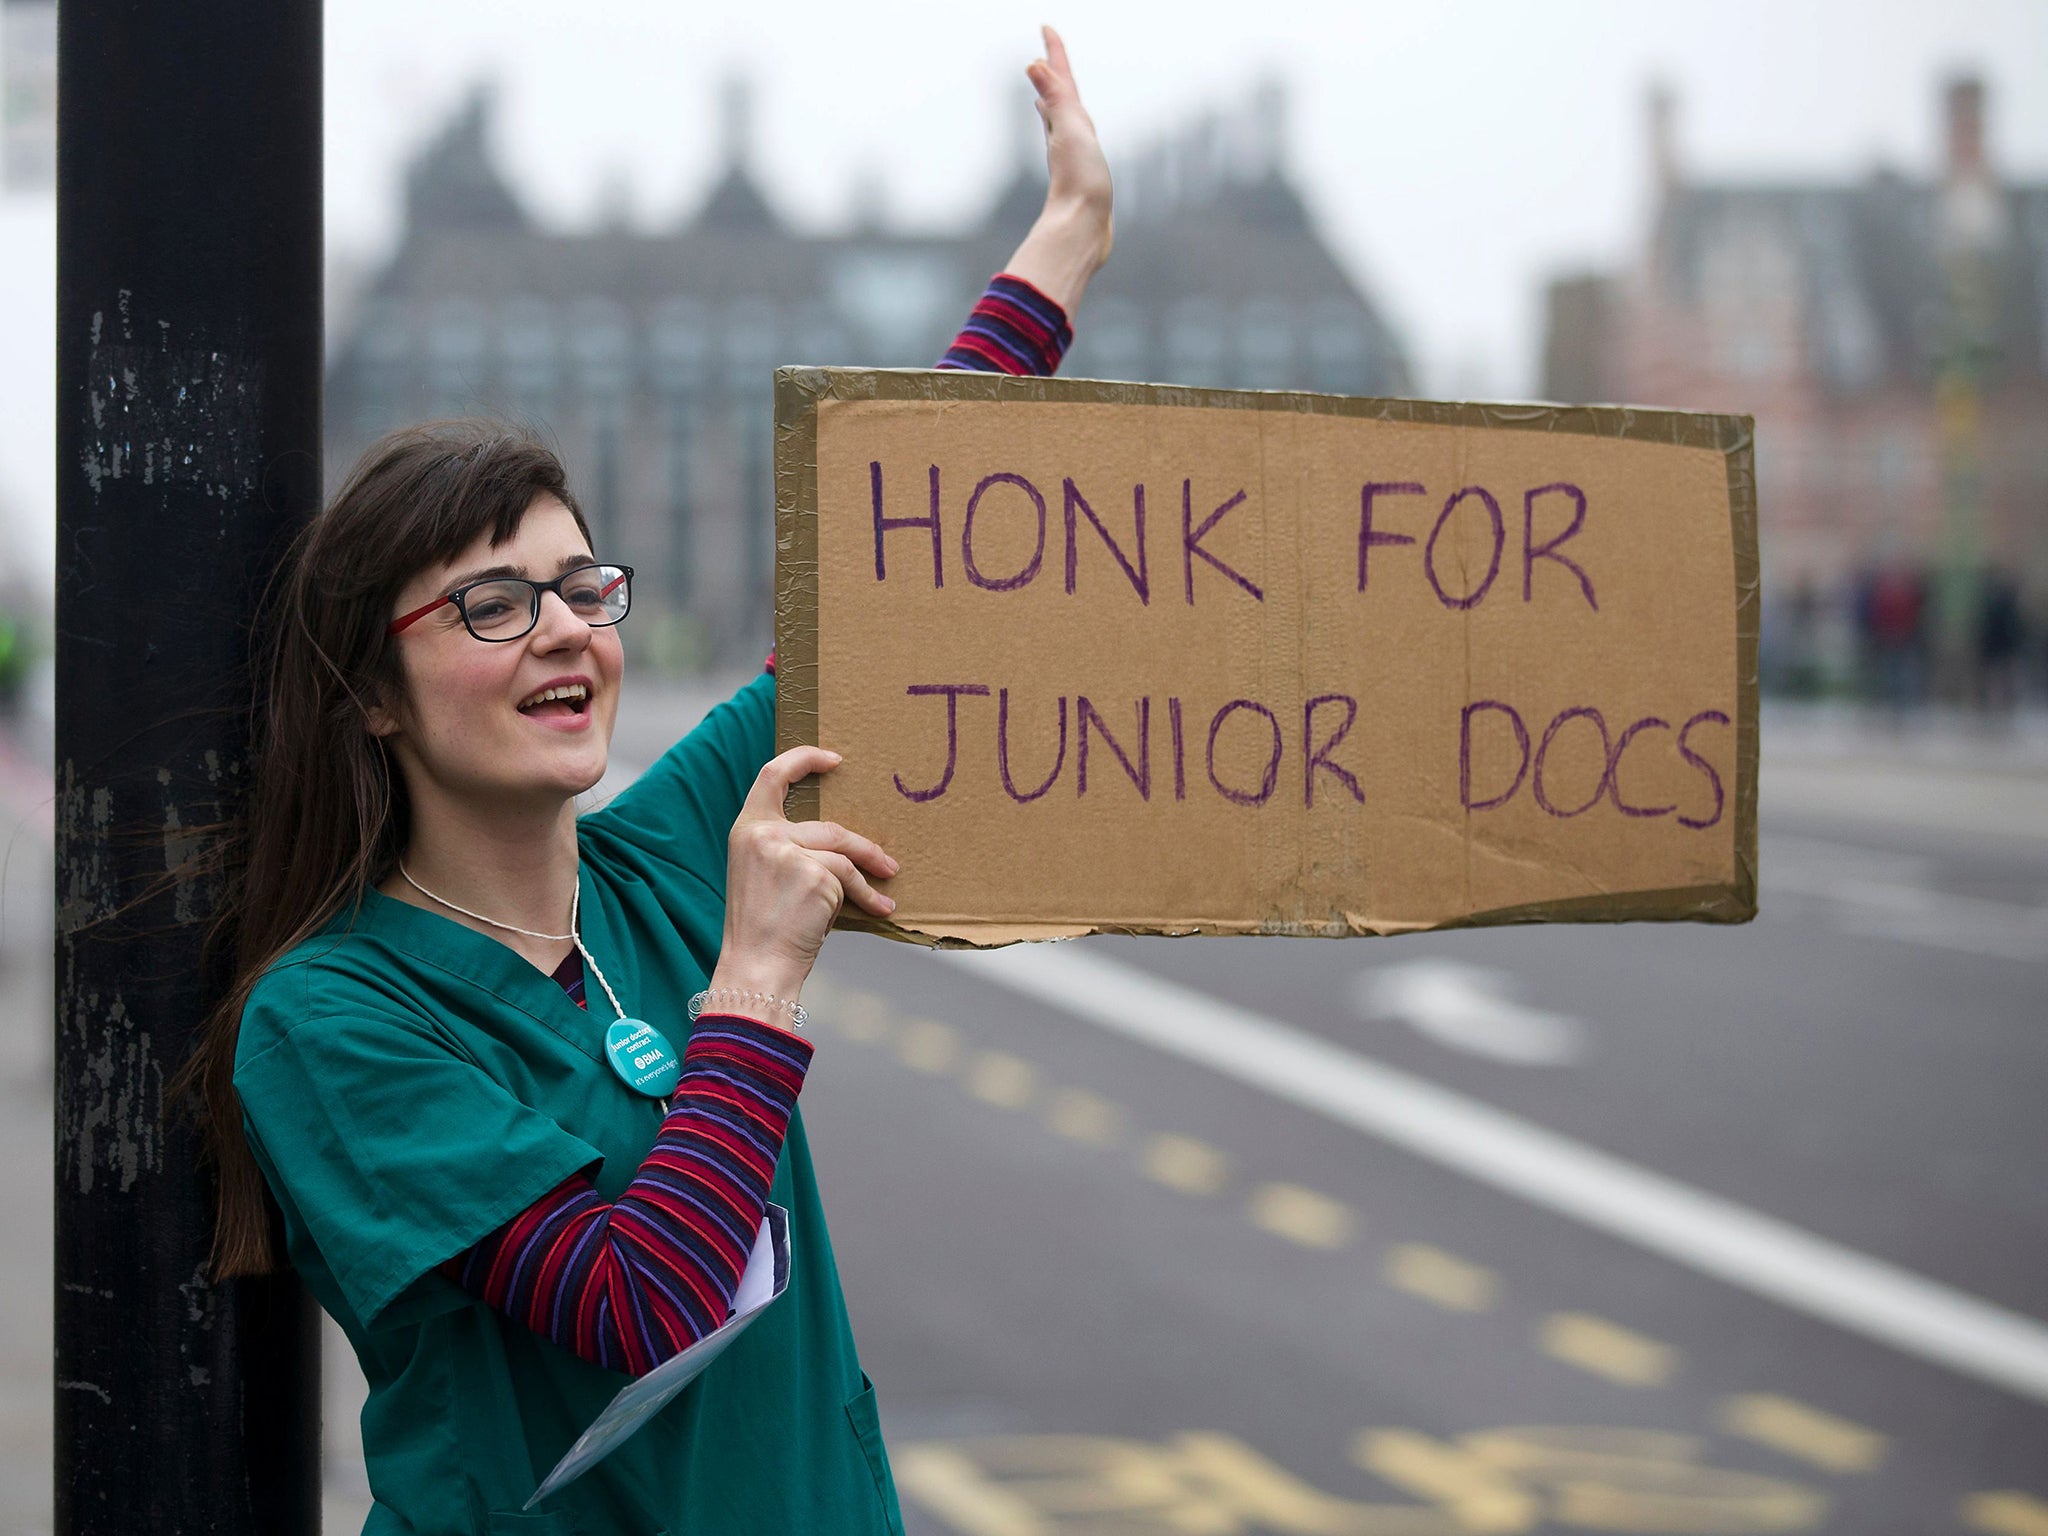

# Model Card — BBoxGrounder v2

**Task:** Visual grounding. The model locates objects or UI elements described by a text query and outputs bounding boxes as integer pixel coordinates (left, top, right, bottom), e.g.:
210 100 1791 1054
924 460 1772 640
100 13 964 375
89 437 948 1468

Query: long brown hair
175 419 591 1278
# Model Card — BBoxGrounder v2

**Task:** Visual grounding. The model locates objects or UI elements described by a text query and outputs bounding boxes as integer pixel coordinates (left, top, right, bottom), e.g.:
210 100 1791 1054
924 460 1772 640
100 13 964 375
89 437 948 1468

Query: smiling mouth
517 682 591 718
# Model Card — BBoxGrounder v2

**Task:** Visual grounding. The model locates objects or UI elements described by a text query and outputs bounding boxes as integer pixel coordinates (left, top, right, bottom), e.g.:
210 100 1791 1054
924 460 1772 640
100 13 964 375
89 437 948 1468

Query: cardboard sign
775 370 1757 946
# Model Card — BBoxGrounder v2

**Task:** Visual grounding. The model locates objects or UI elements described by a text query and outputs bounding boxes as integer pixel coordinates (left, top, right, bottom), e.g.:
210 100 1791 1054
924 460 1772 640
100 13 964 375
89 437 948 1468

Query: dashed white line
943 942 2048 1408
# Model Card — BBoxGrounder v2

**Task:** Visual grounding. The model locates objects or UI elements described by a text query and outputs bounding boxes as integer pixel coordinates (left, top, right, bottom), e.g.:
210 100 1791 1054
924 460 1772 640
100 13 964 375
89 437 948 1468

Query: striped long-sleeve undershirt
446 1012 813 1377
936 273 1072 376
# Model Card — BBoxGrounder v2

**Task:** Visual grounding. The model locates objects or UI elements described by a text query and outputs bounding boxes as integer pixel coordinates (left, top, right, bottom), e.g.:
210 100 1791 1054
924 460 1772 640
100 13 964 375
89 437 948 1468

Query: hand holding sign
712 745 898 1006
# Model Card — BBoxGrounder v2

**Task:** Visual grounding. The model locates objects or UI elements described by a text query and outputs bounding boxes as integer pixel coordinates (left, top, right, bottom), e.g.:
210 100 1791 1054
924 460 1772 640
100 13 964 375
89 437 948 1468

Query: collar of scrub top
362 865 642 1073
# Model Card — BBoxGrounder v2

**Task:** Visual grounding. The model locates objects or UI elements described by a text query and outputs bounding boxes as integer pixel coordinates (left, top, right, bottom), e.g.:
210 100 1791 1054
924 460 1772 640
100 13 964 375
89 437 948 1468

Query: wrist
1004 200 1111 321
692 985 808 1035
709 954 806 1007
1030 195 1112 270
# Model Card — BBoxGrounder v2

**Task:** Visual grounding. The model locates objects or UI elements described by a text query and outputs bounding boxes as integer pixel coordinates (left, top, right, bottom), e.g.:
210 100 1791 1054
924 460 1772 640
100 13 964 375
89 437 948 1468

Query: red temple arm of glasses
387 594 452 636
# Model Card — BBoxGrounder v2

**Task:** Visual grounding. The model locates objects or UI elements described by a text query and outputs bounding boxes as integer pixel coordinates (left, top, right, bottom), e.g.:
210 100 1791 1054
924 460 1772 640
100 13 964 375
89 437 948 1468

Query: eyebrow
443 551 596 590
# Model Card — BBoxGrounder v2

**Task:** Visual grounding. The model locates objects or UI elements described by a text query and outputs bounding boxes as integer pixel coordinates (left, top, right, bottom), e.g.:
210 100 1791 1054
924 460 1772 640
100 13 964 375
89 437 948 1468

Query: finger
789 820 899 878
1026 57 1064 125
1042 24 1074 83
812 849 895 917
741 744 841 822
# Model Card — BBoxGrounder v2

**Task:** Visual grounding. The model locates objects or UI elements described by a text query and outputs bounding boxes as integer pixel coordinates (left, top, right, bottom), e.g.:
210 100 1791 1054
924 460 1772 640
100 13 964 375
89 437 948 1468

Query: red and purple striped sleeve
445 1015 814 1376
937 273 1072 377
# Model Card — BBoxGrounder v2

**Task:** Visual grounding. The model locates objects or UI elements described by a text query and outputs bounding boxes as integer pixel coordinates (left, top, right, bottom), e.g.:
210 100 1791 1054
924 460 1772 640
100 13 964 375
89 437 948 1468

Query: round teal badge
605 1018 680 1097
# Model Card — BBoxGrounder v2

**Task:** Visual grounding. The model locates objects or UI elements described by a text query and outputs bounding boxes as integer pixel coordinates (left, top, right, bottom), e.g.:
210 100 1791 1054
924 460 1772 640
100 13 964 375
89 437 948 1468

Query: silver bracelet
689 987 807 1032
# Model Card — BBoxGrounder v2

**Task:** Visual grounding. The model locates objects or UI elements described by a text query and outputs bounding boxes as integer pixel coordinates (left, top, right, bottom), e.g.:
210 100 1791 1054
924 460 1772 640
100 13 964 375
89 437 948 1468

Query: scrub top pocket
843 1372 907 1536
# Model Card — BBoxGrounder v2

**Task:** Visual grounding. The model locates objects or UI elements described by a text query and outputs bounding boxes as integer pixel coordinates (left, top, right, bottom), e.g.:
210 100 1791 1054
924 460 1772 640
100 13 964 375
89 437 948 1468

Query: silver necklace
398 861 682 1098
398 860 629 1022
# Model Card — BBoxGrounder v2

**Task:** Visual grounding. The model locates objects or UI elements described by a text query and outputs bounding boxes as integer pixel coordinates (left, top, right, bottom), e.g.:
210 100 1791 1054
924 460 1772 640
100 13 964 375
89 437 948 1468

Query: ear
363 683 404 740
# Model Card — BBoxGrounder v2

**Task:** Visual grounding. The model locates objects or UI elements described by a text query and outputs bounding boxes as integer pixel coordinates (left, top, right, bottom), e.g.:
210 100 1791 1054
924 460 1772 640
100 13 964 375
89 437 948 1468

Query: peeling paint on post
56 1 323 1529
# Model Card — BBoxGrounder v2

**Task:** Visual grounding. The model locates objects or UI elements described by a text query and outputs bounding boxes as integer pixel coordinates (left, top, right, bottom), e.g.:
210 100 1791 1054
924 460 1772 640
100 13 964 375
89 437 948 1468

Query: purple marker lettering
1169 696 1187 800
1207 699 1281 807
1424 486 1504 611
1532 706 1613 818
998 690 1067 803
1461 700 1529 811
1676 710 1730 830
1523 482 1598 610
1076 696 1151 799
1609 716 1675 817
1063 478 1150 603
871 461 943 587
1303 694 1364 807
1181 482 1263 605
1357 482 1424 591
892 683 990 802
962 473 1046 592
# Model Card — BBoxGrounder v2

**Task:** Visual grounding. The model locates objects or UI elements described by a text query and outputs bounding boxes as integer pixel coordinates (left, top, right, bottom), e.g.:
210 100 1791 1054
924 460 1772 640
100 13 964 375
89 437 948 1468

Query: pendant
605 1018 681 1098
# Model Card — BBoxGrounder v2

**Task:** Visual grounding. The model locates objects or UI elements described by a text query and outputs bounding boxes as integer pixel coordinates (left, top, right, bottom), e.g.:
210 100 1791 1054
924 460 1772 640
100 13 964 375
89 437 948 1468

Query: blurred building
325 81 1412 668
1540 77 2048 671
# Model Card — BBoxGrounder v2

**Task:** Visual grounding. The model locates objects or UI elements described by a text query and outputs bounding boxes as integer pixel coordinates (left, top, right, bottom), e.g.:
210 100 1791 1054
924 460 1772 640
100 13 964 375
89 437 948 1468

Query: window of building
568 296 633 397
1307 303 1369 395
499 296 558 415
352 299 413 436
651 298 708 395
1166 299 1226 388
1084 299 1148 381
426 297 489 414
830 250 959 362
665 396 698 610
723 299 777 394
1238 299 1295 390
793 302 850 367
1702 220 1798 379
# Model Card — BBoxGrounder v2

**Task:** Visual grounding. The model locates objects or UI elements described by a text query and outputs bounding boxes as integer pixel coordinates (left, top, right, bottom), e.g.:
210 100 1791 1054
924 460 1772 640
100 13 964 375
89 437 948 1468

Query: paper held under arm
525 1204 792 1509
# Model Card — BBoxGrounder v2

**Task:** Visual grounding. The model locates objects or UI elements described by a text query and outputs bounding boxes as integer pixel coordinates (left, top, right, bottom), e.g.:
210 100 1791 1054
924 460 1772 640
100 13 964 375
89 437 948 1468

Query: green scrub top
234 673 906 1536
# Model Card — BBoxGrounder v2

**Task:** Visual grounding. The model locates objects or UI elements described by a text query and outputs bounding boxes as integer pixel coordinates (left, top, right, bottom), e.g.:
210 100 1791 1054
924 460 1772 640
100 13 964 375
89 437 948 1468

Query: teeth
520 683 590 710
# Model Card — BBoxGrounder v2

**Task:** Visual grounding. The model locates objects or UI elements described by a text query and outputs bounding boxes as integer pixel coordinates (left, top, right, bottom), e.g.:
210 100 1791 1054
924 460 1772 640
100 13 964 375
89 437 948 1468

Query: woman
180 28 1112 1534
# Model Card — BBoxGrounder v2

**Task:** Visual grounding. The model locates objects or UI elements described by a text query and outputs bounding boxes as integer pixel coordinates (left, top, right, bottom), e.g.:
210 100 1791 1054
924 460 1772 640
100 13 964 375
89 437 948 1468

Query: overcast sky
3 0 2046 582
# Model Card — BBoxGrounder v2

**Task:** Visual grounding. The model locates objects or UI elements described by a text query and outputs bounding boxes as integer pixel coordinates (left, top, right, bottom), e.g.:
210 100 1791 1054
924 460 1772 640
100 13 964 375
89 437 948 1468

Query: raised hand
1027 25 1113 268
1004 24 1114 316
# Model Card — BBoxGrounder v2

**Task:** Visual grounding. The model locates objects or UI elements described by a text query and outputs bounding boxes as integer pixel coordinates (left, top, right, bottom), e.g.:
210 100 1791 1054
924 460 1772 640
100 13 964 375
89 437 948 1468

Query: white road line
942 942 2048 1408
1354 959 1586 1065
1764 832 2048 962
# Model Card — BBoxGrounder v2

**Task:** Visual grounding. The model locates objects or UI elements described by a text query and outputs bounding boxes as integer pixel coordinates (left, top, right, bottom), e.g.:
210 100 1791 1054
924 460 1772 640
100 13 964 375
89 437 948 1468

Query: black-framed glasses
388 563 634 643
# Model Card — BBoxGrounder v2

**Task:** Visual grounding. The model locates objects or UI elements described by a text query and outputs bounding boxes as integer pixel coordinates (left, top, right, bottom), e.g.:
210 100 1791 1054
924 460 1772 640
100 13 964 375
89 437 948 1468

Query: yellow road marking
1463 1427 1826 1529
1965 1491 2048 1536
897 1016 959 1074
1044 1087 1123 1145
1168 1430 1457 1532
901 1431 1463 1533
1247 1183 1355 1250
965 1051 1039 1109
893 1443 1047 1536
1141 1133 1229 1195
1719 1393 1887 1473
1353 1429 1536 1532
1537 1313 1676 1386
833 987 894 1043
1382 1244 1499 1313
